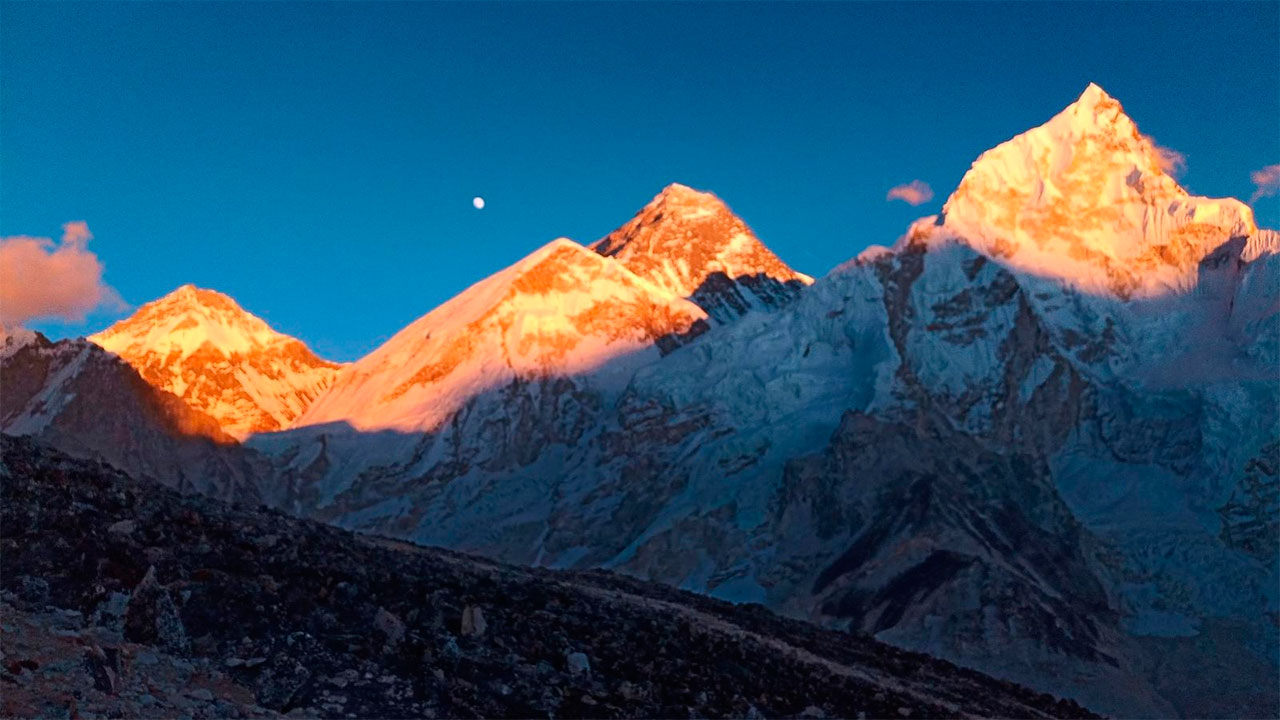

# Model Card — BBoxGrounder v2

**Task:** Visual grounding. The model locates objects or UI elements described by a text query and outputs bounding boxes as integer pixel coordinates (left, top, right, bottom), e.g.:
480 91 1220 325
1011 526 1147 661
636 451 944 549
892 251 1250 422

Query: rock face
593 183 813 322
90 285 341 437
0 331 266 503
0 436 1093 719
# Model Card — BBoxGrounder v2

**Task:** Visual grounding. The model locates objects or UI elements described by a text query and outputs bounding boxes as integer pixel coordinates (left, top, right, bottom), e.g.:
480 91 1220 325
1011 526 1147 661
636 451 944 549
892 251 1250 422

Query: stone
255 654 312 710
91 592 131 635
373 607 405 649
189 688 215 701
16 576 49 606
123 566 189 654
82 645 119 694
565 651 590 675
108 519 136 536
133 651 160 667
460 605 487 637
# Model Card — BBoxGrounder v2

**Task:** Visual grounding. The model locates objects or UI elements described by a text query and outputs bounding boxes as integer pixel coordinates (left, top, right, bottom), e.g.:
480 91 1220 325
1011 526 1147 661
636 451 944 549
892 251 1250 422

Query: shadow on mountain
0 334 261 504
0 434 1097 719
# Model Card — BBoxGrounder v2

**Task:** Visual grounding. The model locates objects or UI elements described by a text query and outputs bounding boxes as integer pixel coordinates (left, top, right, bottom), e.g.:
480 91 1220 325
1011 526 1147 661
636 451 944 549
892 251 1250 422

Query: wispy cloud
1153 145 1186 177
0 221 123 328
1250 164 1280 204
886 180 934 206
1139 134 1186 178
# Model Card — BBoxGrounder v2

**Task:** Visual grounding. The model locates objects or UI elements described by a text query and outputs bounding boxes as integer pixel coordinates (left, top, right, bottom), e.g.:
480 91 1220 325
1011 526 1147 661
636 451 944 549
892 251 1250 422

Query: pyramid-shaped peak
592 184 811 307
1075 82 1119 110
162 284 244 311
930 85 1257 298
90 284 339 436
91 284 296 361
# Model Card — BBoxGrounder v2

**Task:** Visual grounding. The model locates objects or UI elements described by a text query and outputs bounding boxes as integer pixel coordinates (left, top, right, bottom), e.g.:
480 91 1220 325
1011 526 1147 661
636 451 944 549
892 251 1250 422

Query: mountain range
3 84 1276 718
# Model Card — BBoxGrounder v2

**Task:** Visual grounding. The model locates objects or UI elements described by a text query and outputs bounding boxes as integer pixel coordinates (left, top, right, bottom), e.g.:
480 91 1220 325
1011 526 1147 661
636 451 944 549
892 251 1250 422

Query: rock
255 654 311 710
91 592 130 635
801 706 826 718
133 651 160 666
565 651 590 675
373 607 405 650
108 519 136 536
897 708 913 718
244 656 268 668
123 566 189 654
82 645 119 694
16 576 49 606
460 605 487 637
224 657 245 668
188 688 215 702
439 634 461 665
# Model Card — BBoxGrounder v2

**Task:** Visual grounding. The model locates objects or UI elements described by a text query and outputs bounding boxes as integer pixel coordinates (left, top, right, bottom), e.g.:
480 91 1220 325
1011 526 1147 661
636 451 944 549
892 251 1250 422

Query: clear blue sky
4 1 1276 361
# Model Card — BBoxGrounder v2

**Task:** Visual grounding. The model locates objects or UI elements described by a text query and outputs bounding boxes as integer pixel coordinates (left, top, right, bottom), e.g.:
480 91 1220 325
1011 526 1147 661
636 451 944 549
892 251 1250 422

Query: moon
472 196 485 210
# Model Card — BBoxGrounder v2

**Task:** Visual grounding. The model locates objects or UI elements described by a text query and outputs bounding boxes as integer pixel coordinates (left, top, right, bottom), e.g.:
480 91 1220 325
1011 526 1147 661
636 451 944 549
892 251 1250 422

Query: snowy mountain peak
296 237 708 433
933 84 1261 298
592 184 812 321
90 285 341 437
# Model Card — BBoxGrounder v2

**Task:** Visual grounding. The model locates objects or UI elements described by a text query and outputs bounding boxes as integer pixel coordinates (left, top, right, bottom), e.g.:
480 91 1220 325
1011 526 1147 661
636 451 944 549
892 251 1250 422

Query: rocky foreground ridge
0 436 1093 719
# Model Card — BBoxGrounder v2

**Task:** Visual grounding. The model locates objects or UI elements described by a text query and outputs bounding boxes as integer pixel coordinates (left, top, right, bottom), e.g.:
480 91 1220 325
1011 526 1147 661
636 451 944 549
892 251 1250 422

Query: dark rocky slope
0 436 1095 719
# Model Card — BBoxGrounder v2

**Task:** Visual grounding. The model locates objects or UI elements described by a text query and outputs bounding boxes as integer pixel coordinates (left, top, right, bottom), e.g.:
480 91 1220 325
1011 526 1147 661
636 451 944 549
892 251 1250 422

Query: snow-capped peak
296 237 708 433
592 184 812 321
93 285 293 360
934 83 1260 298
90 285 341 436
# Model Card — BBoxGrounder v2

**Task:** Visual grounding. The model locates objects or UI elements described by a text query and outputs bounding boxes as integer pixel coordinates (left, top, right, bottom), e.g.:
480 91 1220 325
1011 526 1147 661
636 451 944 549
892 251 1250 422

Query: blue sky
4 1 1277 361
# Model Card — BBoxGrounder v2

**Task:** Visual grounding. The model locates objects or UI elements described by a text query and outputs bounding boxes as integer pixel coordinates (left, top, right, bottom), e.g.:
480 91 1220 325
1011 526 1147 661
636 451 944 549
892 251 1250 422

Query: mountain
252 85 1277 717
934 82 1269 298
294 237 707 434
10 85 1276 717
0 329 266 503
89 285 341 437
593 183 813 322
0 435 1094 719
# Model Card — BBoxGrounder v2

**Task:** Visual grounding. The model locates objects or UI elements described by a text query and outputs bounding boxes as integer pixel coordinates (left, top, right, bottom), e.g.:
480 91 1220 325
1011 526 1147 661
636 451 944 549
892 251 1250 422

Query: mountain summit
296 238 707 433
593 183 812 322
935 83 1263 298
90 285 340 437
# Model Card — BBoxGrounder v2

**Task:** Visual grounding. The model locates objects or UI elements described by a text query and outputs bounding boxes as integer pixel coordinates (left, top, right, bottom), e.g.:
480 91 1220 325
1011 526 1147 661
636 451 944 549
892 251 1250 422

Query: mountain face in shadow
6 85 1277 718
0 331 268 503
0 435 1096 719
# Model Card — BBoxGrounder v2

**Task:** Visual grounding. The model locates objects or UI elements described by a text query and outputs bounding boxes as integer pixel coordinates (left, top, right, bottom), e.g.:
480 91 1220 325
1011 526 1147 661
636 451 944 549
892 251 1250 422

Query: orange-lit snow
90 285 341 437
296 238 707 433
935 83 1261 299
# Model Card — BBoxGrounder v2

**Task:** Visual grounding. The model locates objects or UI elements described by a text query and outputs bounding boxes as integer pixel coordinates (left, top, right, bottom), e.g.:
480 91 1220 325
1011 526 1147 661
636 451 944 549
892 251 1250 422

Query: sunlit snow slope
295 238 707 433
90 285 341 437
